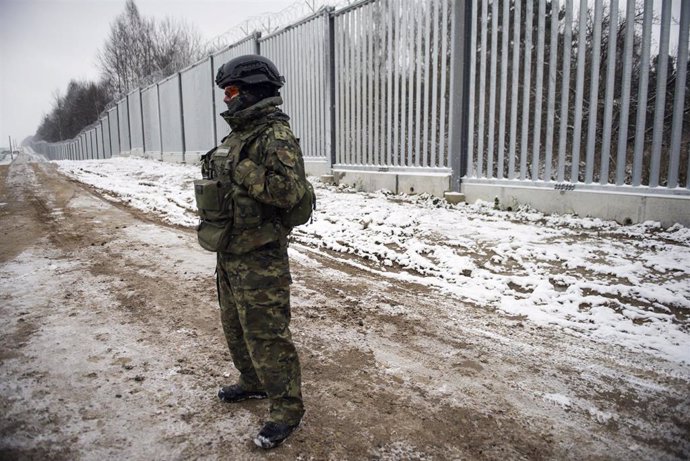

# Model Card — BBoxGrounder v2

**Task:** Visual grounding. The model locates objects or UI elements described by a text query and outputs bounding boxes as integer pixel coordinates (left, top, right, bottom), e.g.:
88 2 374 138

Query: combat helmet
215 54 285 89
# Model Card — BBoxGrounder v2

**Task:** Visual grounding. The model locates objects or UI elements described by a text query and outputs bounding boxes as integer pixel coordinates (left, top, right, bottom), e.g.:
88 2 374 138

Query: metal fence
466 0 690 192
260 10 331 161
334 0 452 171
32 0 690 198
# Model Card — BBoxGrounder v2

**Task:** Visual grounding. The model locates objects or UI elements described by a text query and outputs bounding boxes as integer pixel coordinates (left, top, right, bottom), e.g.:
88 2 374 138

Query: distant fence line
33 0 690 197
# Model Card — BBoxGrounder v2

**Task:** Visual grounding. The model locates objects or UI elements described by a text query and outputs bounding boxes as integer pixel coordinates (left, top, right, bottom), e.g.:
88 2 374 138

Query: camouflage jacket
201 96 308 254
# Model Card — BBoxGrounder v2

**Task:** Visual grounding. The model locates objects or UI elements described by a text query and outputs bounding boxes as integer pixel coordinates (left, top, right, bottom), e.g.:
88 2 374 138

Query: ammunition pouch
232 190 266 230
194 179 233 252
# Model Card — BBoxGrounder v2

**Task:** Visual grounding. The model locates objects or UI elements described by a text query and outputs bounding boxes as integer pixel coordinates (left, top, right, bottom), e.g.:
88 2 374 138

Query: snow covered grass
55 157 690 364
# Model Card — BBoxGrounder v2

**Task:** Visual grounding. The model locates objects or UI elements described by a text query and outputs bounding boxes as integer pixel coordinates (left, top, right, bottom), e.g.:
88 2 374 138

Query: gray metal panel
333 0 451 169
141 85 161 153
95 123 103 158
181 58 215 154
108 107 120 155
90 129 97 159
86 129 93 159
158 74 184 153
260 12 330 160
117 99 131 152
101 116 112 158
128 90 144 150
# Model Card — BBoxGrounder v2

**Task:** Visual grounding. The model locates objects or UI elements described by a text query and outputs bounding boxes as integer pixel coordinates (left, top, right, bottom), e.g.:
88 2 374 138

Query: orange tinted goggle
224 85 240 100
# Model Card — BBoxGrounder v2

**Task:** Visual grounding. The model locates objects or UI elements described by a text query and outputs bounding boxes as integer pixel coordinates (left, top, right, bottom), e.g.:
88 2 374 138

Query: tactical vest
194 122 282 254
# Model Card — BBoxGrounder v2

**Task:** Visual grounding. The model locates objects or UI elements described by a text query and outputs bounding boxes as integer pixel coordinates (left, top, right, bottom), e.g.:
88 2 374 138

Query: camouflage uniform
204 96 306 426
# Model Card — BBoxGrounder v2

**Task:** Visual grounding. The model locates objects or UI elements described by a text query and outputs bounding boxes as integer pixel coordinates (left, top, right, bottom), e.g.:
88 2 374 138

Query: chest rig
194 123 274 252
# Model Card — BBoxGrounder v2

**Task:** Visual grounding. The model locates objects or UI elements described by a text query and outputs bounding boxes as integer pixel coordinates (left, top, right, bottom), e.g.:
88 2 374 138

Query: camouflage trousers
216 242 304 426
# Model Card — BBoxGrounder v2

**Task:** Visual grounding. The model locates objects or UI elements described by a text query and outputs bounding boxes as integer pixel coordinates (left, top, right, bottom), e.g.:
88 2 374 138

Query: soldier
196 55 307 449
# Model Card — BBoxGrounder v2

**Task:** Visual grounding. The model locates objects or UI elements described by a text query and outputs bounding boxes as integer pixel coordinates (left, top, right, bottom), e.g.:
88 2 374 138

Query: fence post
448 0 472 192
178 73 186 163
327 7 336 169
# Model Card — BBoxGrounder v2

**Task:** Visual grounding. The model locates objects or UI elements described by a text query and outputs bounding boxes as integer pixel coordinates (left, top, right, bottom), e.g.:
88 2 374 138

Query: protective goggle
224 85 241 101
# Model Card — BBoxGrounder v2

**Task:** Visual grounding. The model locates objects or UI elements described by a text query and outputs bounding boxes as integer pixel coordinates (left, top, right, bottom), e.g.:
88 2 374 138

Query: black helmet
215 54 285 89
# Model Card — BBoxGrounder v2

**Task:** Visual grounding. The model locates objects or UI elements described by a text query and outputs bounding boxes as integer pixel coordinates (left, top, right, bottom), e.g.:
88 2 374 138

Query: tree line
35 0 206 142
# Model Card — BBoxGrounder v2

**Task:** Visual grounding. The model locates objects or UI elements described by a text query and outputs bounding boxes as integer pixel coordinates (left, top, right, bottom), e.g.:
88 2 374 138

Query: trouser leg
217 261 263 391
236 285 304 425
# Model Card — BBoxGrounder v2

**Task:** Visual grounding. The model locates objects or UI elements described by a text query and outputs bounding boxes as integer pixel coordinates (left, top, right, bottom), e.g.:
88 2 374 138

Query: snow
55 157 690 365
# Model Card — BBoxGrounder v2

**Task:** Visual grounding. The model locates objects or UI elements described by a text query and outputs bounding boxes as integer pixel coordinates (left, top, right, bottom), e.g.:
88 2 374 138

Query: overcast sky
0 0 301 147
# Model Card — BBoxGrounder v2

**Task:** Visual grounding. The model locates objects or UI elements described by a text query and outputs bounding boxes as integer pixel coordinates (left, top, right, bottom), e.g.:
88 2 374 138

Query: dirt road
1 155 688 460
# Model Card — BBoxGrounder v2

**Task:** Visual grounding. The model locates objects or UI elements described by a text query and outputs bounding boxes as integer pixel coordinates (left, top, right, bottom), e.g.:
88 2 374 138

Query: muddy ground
1 155 688 460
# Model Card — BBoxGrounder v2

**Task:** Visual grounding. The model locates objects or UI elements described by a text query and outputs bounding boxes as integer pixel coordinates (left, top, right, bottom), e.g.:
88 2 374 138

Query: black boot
217 384 267 402
253 421 301 449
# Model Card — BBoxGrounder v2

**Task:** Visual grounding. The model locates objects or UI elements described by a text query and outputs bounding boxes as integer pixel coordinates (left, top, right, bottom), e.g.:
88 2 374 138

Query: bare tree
97 0 206 96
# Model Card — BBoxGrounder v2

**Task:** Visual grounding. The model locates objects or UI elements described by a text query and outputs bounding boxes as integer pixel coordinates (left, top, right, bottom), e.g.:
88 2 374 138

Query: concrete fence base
462 182 690 228
331 169 451 197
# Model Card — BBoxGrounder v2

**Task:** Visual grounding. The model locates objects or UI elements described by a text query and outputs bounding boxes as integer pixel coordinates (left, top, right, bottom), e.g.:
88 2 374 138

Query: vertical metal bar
496 0 509 179
477 0 488 177
374 4 381 166
393 3 401 166
317 18 324 159
519 0 533 180
342 14 349 165
448 0 471 190
334 14 342 166
178 74 186 162
531 0 546 181
328 11 336 167
430 0 440 169
403 5 412 167
357 8 363 164
421 2 432 167
386 0 394 166
544 0 559 182
361 6 367 164
462 0 472 177
668 0 690 188
399 4 407 166
367 5 374 165
355 7 362 164
427 0 438 168
439 0 450 169
508 0 521 179
360 6 367 165
310 22 317 158
339 16 346 164
296 30 304 149
314 19 321 158
415 1 424 167
374 1 387 166
632 0 654 186
347 11 354 164
649 0 672 188
600 0 619 185
616 0 636 185
570 0 589 182
486 0 498 178
557 0 573 182
156 83 163 157
584 0 603 183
